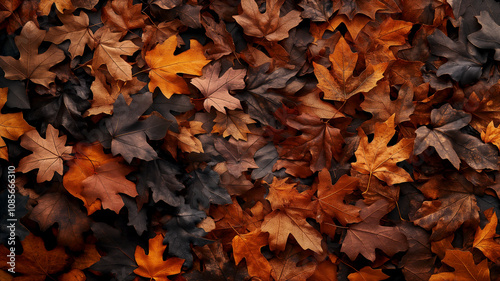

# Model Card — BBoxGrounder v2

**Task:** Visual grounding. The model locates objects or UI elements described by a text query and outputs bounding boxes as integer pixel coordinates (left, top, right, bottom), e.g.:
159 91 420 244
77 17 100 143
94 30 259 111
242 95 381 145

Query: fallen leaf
429 250 489 281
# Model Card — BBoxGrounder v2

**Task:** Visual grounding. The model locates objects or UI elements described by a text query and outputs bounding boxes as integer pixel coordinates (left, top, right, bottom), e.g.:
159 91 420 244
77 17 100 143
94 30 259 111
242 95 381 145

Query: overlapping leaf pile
1 0 500 280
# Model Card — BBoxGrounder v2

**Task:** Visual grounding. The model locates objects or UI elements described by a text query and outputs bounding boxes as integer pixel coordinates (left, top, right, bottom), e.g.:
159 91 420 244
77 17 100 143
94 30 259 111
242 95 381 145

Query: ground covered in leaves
1 0 500 280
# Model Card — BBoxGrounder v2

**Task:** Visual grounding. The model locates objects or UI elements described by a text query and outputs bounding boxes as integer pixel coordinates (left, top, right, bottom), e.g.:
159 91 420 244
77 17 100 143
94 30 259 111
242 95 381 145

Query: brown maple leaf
92 26 140 81
269 245 317 281
45 11 95 59
29 190 91 251
412 174 480 241
314 169 361 225
0 234 70 281
134 234 184 281
297 90 344 119
314 36 387 101
18 124 73 182
277 113 344 173
102 0 147 33
233 0 302 41
0 21 65 87
212 110 256 141
63 142 135 214
473 209 500 263
352 114 413 189
233 230 272 281
429 250 489 281
191 62 245 113
146 36 211 98
0 88 33 160
341 199 408 262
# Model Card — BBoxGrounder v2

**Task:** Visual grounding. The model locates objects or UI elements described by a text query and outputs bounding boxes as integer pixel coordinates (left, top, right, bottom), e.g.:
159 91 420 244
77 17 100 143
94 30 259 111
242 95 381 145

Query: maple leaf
233 230 272 281
38 0 74 16
278 113 344 173
252 142 279 181
29 189 91 251
314 169 361 225
150 93 193 133
314 37 387 101
45 11 95 59
102 92 169 163
102 0 148 33
348 266 389 281
399 223 435 281
0 234 70 281
338 0 389 20
0 21 65 87
412 175 480 241
414 104 498 170
134 234 184 281
473 209 500 262
145 36 211 98
18 124 72 182
352 115 413 187
212 110 256 141
429 250 490 281
92 27 140 81
269 245 317 281
191 62 245 113
0 87 33 160
299 0 338 22
202 15 236 59
233 0 302 41
214 134 267 177
482 121 500 150
361 81 415 126
185 167 231 209
341 199 408 262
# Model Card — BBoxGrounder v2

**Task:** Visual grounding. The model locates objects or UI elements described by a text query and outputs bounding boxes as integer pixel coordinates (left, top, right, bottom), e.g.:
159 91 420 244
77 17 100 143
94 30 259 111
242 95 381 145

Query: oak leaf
0 88 33 160
191 62 245 113
233 0 302 41
0 21 65 87
429 250 489 281
314 37 386 101
18 124 72 182
233 230 272 281
473 209 500 262
45 11 95 59
134 234 184 281
352 115 413 187
146 36 211 98
341 199 408 262
212 110 256 141
0 234 70 281
468 11 500 61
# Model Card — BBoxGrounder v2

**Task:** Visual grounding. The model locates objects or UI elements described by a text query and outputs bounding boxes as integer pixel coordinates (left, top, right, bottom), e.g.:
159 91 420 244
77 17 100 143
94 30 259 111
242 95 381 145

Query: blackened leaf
163 203 211 267
104 92 169 163
252 142 279 182
28 83 90 139
299 0 337 21
91 223 138 281
184 241 250 281
236 64 297 126
122 195 147 236
447 0 500 26
149 93 193 133
428 22 487 84
449 130 498 170
185 167 231 209
136 159 185 208
468 11 500 61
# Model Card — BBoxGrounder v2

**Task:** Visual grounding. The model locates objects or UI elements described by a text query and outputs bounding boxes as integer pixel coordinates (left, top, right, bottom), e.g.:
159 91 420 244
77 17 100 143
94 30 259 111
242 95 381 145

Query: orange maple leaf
134 234 184 281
